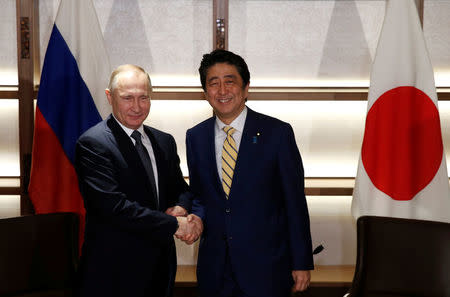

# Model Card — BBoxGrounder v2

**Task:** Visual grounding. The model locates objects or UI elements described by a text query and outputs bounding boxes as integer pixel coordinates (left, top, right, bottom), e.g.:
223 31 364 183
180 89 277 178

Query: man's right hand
175 214 203 245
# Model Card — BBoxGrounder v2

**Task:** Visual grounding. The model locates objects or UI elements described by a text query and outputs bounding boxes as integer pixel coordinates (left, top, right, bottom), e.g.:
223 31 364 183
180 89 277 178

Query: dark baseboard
174 286 350 297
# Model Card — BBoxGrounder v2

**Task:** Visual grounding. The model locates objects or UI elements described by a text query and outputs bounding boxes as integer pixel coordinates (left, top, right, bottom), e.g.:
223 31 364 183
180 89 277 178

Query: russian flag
352 0 450 223
29 0 111 245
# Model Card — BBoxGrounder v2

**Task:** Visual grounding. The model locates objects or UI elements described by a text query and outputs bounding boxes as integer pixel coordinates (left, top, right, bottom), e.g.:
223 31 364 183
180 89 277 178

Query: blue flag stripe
37 25 102 164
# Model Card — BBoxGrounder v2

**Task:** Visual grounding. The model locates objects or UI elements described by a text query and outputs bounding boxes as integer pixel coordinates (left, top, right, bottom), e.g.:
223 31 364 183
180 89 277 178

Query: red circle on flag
361 86 443 201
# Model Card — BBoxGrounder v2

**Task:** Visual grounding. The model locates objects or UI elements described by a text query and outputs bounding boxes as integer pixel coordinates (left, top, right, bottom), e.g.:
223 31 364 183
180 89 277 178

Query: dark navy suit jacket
186 108 314 297
74 115 191 297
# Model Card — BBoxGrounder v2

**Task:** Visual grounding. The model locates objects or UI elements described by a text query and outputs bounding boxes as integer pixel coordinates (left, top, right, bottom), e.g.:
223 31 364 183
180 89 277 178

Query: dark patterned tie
131 130 158 209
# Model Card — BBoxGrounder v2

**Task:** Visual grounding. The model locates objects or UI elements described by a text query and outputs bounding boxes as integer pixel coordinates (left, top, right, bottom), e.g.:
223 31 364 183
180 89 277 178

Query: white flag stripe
55 0 111 119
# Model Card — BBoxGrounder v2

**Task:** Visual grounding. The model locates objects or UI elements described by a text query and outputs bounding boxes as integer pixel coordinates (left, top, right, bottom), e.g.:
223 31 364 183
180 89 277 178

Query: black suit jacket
74 115 191 297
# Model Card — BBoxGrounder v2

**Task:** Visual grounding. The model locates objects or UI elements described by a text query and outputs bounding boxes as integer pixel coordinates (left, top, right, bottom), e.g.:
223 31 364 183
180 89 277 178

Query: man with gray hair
75 64 202 297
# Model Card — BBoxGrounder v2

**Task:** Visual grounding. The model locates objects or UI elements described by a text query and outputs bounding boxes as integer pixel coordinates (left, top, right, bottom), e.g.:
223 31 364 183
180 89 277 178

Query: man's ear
243 82 250 98
105 89 112 105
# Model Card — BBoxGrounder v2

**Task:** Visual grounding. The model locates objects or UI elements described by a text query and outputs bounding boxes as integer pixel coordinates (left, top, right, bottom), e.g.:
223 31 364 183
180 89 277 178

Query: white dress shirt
214 106 248 181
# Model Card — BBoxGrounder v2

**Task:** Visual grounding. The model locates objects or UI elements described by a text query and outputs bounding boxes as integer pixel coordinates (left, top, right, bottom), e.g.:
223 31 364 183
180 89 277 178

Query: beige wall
2 0 450 265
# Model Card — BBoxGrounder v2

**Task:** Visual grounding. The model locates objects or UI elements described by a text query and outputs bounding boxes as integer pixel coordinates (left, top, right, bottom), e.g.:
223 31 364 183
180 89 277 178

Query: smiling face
204 63 249 124
106 69 151 130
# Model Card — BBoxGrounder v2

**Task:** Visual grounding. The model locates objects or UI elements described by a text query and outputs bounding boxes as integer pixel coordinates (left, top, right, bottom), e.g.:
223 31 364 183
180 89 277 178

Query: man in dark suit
185 50 314 297
74 64 201 297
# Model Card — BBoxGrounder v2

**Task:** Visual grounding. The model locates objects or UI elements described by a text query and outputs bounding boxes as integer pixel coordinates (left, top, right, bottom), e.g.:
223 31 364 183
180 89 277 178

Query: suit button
225 208 231 213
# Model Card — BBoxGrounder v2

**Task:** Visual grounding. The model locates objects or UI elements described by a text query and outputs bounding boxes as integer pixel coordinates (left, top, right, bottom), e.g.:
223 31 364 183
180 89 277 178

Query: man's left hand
165 206 188 217
292 270 311 292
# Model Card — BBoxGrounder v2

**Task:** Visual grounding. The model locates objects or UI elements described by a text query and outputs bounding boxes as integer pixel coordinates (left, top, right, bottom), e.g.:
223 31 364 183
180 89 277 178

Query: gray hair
107 64 152 93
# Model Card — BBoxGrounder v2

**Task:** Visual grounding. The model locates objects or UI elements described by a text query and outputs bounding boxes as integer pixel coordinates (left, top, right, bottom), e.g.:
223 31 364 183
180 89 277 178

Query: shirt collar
112 114 145 137
215 106 247 134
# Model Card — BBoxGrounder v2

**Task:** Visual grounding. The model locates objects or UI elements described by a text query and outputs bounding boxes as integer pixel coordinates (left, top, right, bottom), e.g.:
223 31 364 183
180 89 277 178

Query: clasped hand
165 206 203 245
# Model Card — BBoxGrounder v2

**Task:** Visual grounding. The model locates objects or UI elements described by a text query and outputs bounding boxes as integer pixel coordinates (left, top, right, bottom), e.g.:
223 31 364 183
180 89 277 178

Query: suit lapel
205 117 224 197
107 116 157 208
229 108 258 199
144 126 167 211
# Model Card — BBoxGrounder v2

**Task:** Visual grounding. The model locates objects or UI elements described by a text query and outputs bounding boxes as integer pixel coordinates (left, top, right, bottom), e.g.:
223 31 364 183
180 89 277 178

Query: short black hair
199 49 250 91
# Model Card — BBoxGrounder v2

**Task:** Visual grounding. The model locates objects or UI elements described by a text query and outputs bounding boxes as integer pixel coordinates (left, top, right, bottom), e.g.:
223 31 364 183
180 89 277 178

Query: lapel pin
252 132 261 144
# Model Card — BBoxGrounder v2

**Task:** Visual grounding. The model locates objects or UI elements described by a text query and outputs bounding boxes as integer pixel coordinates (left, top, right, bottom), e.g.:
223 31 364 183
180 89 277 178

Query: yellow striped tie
222 126 237 198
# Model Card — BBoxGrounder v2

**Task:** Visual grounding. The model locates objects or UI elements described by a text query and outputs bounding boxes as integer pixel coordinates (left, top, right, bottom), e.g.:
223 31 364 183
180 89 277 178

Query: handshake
165 206 203 245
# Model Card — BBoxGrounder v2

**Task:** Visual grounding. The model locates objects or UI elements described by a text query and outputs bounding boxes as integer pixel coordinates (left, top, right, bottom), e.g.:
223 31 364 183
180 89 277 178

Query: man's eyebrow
208 74 236 82
207 74 237 83
207 76 219 83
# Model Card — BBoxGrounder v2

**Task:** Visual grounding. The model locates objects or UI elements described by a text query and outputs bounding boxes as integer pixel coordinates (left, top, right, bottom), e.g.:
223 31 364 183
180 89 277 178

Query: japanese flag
352 0 450 223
